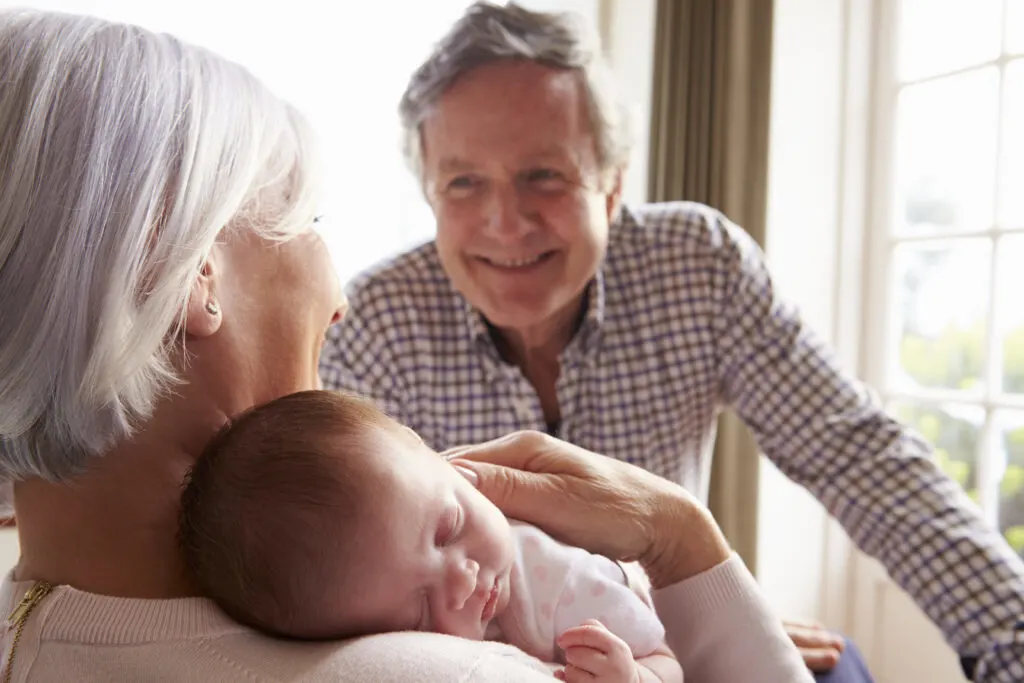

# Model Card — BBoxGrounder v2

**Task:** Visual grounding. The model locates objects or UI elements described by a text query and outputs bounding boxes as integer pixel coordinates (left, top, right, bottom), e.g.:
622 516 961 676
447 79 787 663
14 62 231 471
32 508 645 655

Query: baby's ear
402 425 426 445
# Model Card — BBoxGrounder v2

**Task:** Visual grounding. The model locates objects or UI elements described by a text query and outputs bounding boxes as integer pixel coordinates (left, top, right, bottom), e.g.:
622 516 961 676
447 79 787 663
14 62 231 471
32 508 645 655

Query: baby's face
330 422 514 640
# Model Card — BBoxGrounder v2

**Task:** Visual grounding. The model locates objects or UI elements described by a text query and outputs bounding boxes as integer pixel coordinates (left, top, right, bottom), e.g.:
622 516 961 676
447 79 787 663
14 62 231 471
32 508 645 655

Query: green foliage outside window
895 322 1024 553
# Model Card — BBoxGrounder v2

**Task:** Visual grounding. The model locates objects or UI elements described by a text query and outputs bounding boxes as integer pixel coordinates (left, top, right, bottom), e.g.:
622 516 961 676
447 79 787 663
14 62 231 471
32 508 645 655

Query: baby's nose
448 558 480 611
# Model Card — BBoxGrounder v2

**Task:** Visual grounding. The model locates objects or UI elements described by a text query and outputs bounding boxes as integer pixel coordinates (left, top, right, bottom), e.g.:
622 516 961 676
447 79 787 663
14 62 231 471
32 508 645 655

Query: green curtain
647 0 775 572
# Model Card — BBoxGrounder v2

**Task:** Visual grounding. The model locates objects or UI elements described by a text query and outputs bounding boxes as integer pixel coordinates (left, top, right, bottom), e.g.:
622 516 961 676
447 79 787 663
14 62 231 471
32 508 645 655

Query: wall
530 0 657 205
601 0 656 205
757 0 858 628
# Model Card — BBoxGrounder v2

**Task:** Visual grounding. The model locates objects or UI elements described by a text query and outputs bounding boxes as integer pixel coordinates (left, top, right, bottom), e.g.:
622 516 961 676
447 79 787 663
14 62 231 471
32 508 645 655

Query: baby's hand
554 619 640 683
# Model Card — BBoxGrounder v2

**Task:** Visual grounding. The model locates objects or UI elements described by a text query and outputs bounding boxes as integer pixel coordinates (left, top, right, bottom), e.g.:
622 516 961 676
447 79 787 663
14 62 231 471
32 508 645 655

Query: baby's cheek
491 511 516 561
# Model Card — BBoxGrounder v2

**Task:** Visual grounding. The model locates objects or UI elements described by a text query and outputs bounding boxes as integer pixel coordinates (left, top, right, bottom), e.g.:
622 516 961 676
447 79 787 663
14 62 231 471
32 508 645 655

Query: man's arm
708 210 1024 680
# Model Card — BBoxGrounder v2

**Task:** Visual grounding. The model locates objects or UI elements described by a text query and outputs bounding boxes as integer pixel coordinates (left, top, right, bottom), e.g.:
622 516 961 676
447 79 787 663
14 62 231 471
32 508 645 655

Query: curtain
647 0 775 572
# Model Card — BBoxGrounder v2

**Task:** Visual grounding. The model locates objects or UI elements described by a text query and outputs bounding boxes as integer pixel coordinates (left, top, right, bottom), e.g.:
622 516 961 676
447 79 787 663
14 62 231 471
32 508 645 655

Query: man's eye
528 169 559 181
525 169 566 190
447 176 477 191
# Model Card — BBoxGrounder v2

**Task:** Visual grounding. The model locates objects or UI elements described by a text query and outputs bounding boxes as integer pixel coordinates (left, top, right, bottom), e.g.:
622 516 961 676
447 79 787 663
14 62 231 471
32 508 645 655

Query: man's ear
604 167 625 221
184 251 223 339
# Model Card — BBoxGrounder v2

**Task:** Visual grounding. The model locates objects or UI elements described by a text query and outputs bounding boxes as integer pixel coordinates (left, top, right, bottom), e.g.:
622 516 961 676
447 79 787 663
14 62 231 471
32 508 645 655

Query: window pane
890 240 991 393
894 69 999 237
1009 0 1024 55
898 0 1002 81
998 236 1024 394
1000 60 1024 229
997 411 1024 557
891 401 982 501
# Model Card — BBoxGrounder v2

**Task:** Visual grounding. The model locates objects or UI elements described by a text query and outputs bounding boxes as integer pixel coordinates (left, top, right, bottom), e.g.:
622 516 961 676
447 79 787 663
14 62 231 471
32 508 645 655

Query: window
22 0 600 284
869 0 1024 553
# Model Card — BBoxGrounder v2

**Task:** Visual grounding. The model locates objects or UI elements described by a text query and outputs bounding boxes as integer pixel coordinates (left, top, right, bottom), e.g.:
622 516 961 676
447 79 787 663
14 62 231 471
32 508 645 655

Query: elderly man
321 3 1024 681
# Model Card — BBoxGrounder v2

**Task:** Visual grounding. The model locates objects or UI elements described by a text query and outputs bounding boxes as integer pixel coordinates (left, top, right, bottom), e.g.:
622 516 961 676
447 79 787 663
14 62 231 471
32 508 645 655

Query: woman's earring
205 300 220 316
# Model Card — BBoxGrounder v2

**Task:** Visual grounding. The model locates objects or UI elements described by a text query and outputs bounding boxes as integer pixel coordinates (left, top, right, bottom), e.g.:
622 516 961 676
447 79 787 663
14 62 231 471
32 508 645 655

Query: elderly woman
0 9 811 682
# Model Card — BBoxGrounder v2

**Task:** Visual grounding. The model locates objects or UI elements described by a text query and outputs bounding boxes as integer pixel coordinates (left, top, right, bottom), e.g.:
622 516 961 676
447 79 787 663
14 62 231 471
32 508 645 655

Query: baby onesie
488 521 666 662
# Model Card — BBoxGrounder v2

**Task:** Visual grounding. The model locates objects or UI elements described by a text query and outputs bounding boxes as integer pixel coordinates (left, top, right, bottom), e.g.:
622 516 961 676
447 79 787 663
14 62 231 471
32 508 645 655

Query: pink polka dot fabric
490 521 666 663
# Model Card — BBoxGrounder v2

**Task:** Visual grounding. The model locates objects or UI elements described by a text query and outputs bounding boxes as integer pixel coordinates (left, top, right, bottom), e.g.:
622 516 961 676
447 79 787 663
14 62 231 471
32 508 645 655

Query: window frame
863 0 1024 532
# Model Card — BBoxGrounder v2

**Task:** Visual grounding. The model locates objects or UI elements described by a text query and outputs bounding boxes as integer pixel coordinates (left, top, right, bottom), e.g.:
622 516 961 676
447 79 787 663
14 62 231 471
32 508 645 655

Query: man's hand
555 620 641 683
784 619 845 672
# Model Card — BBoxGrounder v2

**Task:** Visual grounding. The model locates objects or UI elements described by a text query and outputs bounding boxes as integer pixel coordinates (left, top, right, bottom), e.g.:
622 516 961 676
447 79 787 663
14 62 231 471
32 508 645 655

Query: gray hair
0 10 321 481
399 1 633 186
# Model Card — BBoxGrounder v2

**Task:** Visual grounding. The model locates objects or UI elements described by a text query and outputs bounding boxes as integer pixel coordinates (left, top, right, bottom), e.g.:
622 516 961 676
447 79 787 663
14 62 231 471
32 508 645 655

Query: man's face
421 59 621 342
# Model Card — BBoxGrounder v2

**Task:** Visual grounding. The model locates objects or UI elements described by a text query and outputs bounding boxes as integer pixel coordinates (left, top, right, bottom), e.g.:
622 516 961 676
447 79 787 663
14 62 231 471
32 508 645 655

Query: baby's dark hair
179 389 386 639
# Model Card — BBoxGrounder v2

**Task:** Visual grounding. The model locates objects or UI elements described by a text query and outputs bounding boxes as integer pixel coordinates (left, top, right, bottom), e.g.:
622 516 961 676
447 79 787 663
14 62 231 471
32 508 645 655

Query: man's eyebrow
523 145 576 164
437 157 476 173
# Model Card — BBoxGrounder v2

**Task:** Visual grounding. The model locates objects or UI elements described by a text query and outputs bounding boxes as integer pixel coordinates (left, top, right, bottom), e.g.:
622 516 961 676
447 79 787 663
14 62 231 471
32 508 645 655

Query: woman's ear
184 252 223 339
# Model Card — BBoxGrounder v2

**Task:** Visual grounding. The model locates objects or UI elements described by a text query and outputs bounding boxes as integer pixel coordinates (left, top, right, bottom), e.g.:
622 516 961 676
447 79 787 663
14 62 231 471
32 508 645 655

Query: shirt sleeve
709 211 1024 681
653 554 813 683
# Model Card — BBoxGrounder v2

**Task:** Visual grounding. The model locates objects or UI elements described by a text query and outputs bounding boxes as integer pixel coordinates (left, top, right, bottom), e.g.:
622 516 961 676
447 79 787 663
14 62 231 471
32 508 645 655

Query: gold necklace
3 582 53 683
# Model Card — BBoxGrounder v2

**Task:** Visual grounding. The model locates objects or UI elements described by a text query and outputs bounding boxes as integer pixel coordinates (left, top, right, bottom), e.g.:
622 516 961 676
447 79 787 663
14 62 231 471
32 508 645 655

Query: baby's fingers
557 619 617 653
555 663 598 682
562 644 612 677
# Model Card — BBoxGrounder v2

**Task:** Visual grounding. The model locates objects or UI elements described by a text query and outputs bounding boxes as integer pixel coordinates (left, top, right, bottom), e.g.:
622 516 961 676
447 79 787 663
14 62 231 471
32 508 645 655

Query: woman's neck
10 325 297 599
14 449 192 598
13 398 228 599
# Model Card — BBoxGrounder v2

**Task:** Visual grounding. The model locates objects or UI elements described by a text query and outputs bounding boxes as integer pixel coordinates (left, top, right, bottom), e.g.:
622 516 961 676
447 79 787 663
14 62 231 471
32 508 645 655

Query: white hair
0 9 321 481
399 1 633 186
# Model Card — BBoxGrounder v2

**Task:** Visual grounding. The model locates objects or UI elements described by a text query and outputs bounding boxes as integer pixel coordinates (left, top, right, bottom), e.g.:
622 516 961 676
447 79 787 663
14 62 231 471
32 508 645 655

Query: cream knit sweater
0 555 811 682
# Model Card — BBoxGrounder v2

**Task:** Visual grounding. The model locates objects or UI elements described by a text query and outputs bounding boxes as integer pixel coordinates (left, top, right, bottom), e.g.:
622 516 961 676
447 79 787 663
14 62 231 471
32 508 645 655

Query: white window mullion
981 235 1003 527
984 232 1003 403
886 224 1024 244
886 388 1024 412
979 411 1004 527
977 0 1015 530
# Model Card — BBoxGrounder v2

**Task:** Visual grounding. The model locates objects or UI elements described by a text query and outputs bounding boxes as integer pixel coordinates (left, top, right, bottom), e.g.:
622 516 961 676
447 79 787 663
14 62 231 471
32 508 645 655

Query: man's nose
447 557 480 611
482 186 535 244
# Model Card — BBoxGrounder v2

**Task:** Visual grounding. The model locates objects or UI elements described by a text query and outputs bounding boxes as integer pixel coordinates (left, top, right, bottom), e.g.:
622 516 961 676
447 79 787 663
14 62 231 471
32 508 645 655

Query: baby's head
179 390 514 641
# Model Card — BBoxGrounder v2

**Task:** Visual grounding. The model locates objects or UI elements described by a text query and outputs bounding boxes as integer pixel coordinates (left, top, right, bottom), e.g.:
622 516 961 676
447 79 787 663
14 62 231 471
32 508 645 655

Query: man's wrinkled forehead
420 62 591 143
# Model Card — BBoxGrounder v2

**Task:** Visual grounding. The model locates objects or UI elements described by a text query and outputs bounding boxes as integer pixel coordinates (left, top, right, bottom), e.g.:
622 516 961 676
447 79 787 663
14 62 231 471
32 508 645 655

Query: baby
179 390 681 683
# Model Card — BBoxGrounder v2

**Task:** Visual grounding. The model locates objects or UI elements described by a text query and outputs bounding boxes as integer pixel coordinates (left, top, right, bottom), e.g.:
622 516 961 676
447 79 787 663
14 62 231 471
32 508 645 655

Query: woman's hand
445 431 731 588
